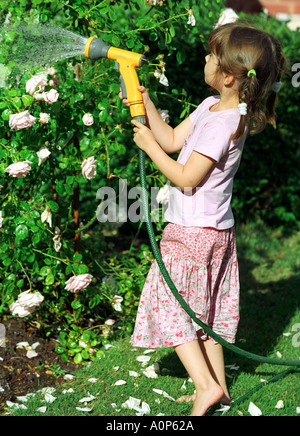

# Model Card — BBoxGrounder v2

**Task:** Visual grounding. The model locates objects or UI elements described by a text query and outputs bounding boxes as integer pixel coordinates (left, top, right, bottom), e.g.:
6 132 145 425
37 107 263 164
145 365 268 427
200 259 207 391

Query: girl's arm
120 86 192 154
132 120 215 190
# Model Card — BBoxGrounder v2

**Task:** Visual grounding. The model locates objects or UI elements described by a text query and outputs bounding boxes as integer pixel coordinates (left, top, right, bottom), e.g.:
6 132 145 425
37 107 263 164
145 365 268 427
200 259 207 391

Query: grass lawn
4 221 300 417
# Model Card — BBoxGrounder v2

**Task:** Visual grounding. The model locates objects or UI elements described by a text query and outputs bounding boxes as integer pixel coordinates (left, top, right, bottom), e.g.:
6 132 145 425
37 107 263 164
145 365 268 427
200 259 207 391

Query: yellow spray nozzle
84 36 96 59
84 36 148 122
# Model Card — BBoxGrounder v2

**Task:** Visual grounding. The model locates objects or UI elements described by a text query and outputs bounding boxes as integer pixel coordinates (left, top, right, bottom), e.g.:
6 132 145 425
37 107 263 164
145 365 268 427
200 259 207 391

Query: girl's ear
223 73 236 88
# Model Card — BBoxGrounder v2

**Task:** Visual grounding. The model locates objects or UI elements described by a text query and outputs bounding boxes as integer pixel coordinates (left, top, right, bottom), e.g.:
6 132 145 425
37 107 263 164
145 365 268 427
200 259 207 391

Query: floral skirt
131 223 240 348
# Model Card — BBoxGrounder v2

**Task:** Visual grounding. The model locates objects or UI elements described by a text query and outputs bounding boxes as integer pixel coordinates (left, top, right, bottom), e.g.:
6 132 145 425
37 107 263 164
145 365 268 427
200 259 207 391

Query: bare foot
190 384 224 416
176 393 196 404
177 391 231 406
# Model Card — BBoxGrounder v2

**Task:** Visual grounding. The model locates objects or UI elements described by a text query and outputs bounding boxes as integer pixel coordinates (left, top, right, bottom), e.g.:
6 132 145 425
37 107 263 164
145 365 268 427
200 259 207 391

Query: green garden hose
138 148 300 369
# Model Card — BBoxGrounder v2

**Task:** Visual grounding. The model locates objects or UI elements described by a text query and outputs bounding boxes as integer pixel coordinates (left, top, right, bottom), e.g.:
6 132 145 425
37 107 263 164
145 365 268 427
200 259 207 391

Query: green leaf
13 97 22 108
82 331 91 342
71 300 82 310
22 95 34 107
2 109 12 121
39 266 51 276
169 24 176 37
74 353 83 364
78 264 89 274
0 243 8 252
47 200 59 213
15 224 29 240
99 109 108 122
45 273 55 285
109 9 117 21
73 253 82 263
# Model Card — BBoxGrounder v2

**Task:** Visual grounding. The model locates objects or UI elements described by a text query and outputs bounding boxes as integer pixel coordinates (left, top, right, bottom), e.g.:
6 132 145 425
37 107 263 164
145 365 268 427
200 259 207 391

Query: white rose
9 290 44 318
65 273 93 293
39 113 50 124
41 207 52 227
53 227 62 252
187 10 196 27
26 72 48 96
37 146 51 166
17 290 44 308
82 113 94 126
112 295 123 312
42 89 59 104
215 8 239 28
5 160 33 178
156 183 170 205
10 302 34 318
82 156 97 180
9 111 36 130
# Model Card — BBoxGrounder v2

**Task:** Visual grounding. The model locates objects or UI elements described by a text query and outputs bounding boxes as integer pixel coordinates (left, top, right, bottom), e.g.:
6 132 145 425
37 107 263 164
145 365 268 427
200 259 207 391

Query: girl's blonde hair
208 22 285 140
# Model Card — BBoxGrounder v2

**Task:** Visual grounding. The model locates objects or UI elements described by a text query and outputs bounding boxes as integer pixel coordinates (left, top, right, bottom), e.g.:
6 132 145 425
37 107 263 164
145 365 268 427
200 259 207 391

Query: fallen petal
142 365 158 379
63 374 75 381
44 393 57 403
114 380 126 386
16 396 28 402
31 342 40 350
79 393 96 402
37 406 47 413
103 344 114 350
42 387 56 395
275 400 284 409
62 388 74 394
26 350 38 359
141 402 151 414
136 355 151 365
248 402 262 416
129 371 139 377
122 396 141 410
152 388 175 401
76 407 92 412
16 342 30 348
215 404 231 415
6 401 27 410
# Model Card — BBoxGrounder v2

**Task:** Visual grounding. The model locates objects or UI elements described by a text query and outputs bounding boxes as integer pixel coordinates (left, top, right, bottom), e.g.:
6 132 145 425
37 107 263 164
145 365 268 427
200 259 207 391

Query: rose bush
0 0 226 362
1 0 298 364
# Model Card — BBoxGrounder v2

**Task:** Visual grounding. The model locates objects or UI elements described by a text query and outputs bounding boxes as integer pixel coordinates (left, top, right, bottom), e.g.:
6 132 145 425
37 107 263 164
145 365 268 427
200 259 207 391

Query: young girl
121 22 284 416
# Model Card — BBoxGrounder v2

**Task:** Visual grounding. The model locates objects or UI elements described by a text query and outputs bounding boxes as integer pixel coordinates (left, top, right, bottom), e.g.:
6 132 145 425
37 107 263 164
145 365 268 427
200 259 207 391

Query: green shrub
0 0 226 361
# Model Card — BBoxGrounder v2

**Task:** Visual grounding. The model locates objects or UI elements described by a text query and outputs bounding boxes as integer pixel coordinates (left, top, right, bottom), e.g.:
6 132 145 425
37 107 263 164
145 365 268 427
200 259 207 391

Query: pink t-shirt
164 95 247 230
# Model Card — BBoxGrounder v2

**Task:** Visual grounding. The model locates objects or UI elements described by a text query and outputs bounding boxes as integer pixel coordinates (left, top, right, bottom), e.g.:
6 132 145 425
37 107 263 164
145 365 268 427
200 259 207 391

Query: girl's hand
131 119 157 152
118 86 151 110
